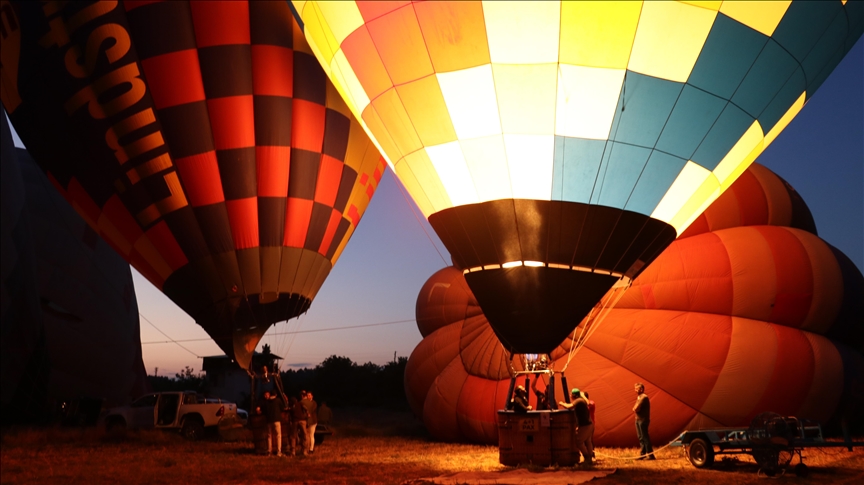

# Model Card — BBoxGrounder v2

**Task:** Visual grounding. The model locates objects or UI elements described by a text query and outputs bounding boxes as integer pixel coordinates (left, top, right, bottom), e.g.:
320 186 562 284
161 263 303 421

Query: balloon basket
498 368 585 466
498 410 578 467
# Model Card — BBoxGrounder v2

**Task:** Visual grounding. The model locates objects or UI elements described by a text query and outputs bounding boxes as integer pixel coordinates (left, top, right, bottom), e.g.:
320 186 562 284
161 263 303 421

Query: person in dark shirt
263 392 283 457
511 385 532 413
530 377 549 411
289 395 308 456
559 388 594 466
303 391 318 453
633 383 655 460
318 401 333 425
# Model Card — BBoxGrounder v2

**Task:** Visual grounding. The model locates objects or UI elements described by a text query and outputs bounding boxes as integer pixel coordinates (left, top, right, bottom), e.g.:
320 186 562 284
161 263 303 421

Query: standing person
304 391 319 453
559 388 593 466
263 391 283 457
289 394 308 456
318 401 333 425
633 383 655 460
584 391 596 460
257 365 275 400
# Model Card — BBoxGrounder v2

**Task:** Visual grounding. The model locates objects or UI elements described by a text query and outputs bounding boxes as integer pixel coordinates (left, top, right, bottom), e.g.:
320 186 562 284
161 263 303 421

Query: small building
202 347 282 406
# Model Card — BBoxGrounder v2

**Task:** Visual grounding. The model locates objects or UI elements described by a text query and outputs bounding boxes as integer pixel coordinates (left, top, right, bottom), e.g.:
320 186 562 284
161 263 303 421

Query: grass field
2 409 862 485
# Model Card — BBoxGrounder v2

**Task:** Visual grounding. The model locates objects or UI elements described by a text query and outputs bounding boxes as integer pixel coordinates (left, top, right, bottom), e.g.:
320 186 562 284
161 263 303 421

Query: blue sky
11 39 862 378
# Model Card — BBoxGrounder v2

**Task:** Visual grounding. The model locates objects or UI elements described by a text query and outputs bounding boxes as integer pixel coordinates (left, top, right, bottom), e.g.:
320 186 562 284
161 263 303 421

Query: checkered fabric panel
122 0 383 300
4 1 383 321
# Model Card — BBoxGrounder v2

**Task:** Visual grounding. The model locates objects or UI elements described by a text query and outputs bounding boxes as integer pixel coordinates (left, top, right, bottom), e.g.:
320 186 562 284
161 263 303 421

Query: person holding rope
633 383 656 460
559 388 593 466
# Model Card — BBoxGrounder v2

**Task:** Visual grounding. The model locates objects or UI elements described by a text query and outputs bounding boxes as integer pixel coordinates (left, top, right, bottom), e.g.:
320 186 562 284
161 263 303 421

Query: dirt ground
2 411 862 485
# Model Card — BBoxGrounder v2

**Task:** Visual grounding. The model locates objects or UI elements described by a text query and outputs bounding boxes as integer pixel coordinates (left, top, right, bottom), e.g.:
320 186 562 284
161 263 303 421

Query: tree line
147 354 410 410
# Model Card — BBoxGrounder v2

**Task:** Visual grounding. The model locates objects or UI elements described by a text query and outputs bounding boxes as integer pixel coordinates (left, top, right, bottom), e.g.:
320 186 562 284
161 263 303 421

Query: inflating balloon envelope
292 0 863 354
1 1 385 369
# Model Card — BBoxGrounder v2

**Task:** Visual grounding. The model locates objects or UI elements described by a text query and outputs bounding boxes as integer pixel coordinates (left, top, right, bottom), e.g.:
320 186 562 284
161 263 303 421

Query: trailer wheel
794 463 809 478
687 438 715 468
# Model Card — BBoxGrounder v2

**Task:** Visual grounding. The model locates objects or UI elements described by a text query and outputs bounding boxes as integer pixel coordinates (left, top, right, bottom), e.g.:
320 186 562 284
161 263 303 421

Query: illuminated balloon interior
293 0 863 353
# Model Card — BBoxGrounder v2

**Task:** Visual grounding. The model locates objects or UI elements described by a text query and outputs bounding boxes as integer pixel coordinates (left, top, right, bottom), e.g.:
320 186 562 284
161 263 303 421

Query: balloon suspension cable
562 277 632 372
392 170 450 267
282 312 305 362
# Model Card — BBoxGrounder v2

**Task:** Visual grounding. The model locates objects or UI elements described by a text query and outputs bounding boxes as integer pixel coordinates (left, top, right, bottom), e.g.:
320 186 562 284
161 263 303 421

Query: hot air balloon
406 163 864 445
1 1 385 369
3 113 148 421
293 0 863 355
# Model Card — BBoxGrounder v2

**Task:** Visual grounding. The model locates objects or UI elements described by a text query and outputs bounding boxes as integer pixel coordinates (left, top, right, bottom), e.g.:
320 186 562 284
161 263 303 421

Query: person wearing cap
633 383 655 460
559 388 594 466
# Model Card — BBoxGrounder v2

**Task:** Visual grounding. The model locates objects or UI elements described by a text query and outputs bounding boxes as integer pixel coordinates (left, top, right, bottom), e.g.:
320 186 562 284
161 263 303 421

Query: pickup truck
103 391 238 440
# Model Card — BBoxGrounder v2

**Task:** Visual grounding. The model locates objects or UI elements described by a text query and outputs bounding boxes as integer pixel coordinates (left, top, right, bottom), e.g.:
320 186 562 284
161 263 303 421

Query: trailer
671 412 862 477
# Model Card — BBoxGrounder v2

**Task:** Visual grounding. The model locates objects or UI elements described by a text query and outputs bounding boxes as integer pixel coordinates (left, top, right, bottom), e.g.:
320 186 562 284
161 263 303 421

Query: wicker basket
498 410 577 466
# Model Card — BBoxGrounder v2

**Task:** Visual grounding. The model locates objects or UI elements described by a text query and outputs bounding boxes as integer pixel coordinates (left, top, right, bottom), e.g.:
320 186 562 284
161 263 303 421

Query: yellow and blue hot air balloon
292 0 863 354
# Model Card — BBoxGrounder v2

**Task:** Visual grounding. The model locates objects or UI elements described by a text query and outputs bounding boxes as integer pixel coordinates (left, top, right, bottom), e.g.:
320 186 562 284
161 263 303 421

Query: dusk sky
10 39 862 379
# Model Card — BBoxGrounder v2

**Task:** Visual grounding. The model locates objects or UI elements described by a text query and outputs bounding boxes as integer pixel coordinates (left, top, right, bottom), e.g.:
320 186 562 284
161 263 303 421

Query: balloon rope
283 313 305 359
562 278 631 371
563 294 605 371
574 280 630 356
562 309 588 372
391 170 449 266
593 439 679 461
139 312 201 358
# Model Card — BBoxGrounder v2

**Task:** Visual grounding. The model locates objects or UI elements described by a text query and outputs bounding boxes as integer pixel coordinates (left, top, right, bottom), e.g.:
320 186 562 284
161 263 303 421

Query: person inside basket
511 385 532 413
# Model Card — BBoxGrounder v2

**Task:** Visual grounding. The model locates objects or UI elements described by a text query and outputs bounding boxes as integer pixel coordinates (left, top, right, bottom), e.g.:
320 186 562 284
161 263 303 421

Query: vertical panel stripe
284 197 313 247
190 1 251 47
141 49 206 108
175 153 224 206
226 197 259 250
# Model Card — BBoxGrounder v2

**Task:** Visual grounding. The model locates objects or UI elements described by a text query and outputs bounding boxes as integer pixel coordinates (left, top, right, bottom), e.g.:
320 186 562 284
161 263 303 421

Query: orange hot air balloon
293 1 863 355
406 163 864 445
1 1 384 368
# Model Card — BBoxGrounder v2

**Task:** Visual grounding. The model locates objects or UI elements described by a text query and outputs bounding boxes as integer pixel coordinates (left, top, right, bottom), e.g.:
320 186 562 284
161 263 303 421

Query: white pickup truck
104 391 238 439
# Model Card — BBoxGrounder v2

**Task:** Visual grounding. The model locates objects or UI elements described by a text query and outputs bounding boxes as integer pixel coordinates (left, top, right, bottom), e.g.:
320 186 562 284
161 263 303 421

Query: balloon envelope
294 0 863 353
1 1 385 368
406 163 864 444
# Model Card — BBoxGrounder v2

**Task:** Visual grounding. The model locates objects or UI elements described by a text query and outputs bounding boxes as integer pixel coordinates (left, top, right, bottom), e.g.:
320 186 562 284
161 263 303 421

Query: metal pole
561 375 571 404
504 377 516 410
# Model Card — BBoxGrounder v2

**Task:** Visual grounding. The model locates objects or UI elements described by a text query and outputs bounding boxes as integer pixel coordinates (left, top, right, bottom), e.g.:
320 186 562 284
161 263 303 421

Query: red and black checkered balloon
1 1 385 368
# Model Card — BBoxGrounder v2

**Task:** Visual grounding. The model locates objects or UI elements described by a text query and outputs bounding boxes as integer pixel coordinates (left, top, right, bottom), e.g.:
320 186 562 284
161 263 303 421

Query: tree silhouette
280 355 409 408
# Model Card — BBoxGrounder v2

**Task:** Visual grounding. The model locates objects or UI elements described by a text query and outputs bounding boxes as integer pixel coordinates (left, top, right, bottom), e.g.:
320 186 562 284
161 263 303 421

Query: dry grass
2 411 862 485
